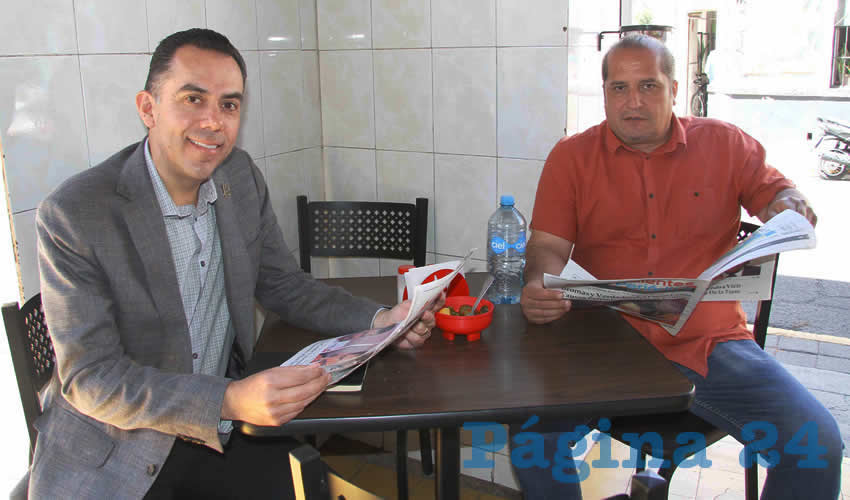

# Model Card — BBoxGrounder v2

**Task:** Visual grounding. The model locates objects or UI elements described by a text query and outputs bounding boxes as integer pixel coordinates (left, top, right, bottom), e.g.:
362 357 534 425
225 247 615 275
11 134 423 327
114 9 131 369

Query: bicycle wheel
690 91 706 117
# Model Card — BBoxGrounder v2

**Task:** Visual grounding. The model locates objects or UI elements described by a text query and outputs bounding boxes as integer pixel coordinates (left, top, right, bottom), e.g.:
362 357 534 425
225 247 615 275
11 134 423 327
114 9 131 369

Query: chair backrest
296 195 428 274
737 221 780 349
3 293 54 460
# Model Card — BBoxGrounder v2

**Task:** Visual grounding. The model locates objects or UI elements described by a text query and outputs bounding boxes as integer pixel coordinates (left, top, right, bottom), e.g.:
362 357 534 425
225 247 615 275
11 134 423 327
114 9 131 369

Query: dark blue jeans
508 340 843 499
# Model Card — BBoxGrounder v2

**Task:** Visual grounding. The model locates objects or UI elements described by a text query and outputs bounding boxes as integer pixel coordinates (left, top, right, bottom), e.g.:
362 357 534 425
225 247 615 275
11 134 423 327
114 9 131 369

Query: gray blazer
32 141 379 499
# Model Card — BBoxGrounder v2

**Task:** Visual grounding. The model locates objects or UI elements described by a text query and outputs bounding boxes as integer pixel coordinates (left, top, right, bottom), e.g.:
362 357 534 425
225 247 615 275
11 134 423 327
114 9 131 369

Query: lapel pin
220 183 231 198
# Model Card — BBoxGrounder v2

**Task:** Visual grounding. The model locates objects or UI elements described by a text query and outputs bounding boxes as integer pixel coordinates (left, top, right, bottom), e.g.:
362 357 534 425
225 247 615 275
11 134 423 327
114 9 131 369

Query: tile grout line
760 325 850 346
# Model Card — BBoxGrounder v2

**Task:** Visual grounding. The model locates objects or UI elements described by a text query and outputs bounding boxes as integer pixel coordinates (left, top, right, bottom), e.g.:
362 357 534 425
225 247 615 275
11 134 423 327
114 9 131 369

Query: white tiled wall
1 0 622 293
373 49 433 152
319 50 375 148
317 0 574 276
433 48 497 156
0 0 323 301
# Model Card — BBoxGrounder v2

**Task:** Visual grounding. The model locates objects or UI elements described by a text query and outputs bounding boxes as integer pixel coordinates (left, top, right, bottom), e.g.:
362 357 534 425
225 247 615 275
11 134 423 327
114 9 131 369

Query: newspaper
542 210 816 335
281 250 473 386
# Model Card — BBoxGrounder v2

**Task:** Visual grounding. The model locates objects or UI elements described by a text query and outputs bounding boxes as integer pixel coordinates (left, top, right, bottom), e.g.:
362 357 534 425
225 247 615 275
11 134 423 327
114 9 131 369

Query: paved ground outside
764 331 850 458
749 277 850 340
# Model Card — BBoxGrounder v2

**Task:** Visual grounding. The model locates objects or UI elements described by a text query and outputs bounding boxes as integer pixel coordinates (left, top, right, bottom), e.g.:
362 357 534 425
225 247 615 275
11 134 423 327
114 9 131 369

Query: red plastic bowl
435 296 494 342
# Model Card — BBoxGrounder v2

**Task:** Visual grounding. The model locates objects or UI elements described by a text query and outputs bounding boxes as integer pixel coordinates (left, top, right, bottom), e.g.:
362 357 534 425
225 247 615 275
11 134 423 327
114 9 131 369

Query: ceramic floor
319 435 521 500
580 435 850 500
321 434 850 500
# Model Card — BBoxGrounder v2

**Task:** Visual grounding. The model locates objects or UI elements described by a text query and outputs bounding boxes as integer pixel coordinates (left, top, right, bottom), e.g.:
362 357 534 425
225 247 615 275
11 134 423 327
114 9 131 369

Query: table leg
435 426 460 500
397 430 408 500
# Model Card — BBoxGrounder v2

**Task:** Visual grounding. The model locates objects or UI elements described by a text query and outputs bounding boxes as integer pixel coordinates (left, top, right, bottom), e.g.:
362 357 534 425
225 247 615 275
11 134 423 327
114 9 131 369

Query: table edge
238 388 695 437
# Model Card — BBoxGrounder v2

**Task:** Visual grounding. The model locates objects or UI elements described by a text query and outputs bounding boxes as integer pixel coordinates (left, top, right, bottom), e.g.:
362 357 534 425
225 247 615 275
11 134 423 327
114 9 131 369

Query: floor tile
711 491 746 500
349 462 400 498
580 437 633 498
460 487 482 499
668 494 693 500
817 355 850 374
695 468 746 499
784 364 850 395
775 349 818 367
821 343 850 359
409 474 436 500
323 454 366 479
703 439 746 474
479 492 512 500
667 465 699 497
778 336 819 354
491 453 517 490
461 445 494 482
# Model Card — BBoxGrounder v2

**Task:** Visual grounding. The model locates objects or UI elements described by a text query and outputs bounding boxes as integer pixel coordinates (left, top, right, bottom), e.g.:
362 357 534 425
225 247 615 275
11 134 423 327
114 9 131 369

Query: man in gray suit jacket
32 29 438 499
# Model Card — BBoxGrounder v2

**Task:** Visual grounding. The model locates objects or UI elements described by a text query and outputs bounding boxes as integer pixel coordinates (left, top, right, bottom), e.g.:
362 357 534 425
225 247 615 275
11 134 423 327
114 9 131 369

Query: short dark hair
601 34 675 83
145 28 247 95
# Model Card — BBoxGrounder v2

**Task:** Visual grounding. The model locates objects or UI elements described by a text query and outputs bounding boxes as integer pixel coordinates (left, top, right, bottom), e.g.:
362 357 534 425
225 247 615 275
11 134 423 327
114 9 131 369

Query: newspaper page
543 210 815 335
697 210 816 280
702 255 776 302
545 263 701 329
281 250 473 386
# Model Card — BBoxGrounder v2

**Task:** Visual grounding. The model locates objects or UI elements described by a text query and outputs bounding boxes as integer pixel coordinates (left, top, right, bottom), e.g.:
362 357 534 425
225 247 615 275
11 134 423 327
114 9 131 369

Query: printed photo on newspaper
280 250 474 387
543 210 816 336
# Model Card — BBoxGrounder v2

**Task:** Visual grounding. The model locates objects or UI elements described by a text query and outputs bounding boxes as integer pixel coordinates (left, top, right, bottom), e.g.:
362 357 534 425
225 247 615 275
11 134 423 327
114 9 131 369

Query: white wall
0 0 324 301
1 0 635 293
315 0 574 278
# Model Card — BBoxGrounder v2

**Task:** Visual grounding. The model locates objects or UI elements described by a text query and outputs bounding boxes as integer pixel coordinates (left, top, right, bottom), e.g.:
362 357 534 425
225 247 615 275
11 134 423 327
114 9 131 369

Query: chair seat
608 412 728 462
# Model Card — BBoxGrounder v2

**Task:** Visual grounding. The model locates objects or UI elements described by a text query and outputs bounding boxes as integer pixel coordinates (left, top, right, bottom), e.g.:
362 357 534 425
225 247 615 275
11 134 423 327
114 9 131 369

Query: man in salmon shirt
513 35 842 499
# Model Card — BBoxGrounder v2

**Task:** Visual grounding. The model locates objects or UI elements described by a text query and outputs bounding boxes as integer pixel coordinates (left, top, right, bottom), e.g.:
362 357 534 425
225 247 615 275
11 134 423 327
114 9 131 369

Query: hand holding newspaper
542 210 816 335
281 250 474 386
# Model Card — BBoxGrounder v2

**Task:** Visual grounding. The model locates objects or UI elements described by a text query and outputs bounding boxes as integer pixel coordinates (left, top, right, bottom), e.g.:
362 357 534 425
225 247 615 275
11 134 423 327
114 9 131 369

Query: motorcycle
813 117 850 180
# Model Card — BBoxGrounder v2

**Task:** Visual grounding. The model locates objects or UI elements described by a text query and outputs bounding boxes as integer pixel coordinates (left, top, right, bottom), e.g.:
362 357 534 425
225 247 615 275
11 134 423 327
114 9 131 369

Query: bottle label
489 232 526 255
514 233 526 253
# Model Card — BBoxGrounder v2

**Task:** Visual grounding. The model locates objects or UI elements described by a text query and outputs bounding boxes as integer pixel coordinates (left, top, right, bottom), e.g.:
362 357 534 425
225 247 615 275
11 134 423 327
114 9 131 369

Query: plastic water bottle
486 195 527 304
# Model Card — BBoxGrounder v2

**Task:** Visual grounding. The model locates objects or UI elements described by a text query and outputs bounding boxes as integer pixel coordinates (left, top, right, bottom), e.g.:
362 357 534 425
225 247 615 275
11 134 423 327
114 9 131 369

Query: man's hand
374 292 446 349
520 280 571 324
758 188 817 227
520 230 574 324
221 365 330 426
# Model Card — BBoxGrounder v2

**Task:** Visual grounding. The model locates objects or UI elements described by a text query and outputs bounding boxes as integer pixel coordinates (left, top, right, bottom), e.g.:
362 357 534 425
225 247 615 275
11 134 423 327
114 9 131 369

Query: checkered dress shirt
144 142 235 378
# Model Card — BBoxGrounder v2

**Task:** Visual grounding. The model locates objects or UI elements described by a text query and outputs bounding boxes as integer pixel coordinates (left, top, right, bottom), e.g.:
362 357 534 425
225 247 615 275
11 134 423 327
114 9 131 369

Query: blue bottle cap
500 194 515 206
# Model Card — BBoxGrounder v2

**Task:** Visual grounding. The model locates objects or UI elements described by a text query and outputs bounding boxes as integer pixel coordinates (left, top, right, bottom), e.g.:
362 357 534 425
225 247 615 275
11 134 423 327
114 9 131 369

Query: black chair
296 195 432 500
4 294 54 499
606 222 779 500
289 444 383 500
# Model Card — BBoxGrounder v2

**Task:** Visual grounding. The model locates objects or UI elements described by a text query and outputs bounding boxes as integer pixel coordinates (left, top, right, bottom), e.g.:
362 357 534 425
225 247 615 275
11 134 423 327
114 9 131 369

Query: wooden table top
243 273 694 435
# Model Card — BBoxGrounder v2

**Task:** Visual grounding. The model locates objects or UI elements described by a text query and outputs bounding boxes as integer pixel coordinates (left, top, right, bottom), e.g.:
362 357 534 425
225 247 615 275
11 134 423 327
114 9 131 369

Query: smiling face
136 45 243 205
603 46 678 153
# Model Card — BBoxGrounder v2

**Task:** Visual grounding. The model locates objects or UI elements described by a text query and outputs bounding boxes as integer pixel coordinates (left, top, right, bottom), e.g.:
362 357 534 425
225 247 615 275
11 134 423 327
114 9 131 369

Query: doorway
687 11 716 117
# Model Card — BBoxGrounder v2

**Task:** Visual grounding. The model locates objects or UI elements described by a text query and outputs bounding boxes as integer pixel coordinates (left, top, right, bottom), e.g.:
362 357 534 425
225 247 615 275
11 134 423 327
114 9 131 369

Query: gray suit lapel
115 143 191 362
211 166 255 358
